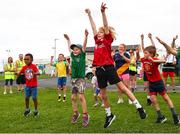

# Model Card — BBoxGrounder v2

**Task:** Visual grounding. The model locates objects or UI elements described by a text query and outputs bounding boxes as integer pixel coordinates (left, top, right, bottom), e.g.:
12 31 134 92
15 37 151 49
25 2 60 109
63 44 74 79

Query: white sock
64 94 66 97
147 96 150 99
59 94 61 97
132 99 142 109
105 107 111 116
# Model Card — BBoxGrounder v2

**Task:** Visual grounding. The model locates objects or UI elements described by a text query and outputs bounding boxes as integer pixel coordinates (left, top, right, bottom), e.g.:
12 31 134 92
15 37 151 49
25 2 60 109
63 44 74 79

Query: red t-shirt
141 57 162 82
20 63 39 87
93 33 114 66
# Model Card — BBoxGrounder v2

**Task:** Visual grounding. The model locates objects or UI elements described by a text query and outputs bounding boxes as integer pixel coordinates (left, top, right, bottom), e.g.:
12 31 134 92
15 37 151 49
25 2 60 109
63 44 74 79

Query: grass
0 87 180 133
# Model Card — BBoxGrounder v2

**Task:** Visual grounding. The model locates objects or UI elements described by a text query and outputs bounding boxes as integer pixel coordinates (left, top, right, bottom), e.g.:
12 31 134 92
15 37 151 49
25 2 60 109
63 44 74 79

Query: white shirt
166 54 176 63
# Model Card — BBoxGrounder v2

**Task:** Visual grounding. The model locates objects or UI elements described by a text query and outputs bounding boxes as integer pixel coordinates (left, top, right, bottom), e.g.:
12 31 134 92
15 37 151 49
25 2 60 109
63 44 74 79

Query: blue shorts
95 88 100 95
25 86 38 99
57 77 67 87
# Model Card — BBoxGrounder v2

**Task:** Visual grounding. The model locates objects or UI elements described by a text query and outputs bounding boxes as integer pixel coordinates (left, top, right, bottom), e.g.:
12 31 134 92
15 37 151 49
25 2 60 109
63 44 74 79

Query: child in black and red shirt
85 3 147 128
141 46 179 125
19 53 40 117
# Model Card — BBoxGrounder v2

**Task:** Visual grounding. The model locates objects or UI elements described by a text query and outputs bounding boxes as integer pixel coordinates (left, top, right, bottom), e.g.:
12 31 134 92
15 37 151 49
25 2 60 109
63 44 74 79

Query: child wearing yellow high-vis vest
4 57 15 94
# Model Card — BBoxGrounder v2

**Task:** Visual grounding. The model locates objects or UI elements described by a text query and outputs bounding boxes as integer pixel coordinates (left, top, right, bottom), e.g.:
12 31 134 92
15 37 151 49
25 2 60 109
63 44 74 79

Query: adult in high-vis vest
4 57 15 94
129 49 138 93
16 54 26 92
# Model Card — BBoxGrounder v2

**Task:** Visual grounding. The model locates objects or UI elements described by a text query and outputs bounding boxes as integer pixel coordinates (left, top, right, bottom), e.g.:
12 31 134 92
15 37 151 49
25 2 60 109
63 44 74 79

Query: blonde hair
99 26 116 40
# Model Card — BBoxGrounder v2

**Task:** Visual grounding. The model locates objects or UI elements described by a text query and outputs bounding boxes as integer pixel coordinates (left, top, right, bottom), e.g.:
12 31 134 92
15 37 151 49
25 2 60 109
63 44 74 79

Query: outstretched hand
64 34 70 41
173 35 178 40
101 2 107 12
148 33 152 38
156 37 163 44
141 34 144 40
85 8 91 14
85 29 89 37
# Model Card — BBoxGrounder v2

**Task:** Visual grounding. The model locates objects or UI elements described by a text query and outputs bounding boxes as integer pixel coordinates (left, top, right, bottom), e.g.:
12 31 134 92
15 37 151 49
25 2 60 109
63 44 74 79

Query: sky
0 0 180 61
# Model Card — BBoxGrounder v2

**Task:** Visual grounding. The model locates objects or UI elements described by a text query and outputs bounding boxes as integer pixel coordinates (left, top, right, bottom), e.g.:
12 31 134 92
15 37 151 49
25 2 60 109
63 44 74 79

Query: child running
50 54 69 102
85 3 146 128
63 29 89 127
141 45 179 125
19 53 40 117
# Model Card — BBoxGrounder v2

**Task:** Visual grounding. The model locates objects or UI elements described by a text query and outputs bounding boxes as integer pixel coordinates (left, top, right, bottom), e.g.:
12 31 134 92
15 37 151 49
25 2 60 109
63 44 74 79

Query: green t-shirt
177 48 180 58
71 52 86 78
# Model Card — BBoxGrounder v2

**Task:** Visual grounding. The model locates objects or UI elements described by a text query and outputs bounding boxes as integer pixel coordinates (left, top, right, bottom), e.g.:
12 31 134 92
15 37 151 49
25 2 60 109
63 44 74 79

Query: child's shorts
71 78 85 94
143 71 148 81
5 79 13 86
16 75 26 85
96 65 120 89
129 70 137 76
149 80 166 96
162 71 175 78
94 87 100 95
57 77 67 88
25 86 38 99
118 73 130 81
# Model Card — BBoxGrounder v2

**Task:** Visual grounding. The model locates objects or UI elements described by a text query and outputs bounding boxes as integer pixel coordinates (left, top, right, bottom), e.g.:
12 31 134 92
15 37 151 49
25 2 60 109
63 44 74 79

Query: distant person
15 54 26 92
19 53 40 117
3 57 15 94
50 54 69 102
64 29 90 127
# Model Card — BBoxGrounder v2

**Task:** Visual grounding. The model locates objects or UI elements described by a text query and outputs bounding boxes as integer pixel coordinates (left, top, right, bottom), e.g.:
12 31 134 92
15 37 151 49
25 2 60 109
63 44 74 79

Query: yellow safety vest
129 56 137 72
4 63 15 80
16 60 25 73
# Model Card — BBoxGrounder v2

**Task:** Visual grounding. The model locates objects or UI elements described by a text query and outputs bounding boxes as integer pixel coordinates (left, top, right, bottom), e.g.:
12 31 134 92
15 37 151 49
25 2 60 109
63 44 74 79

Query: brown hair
99 26 116 40
144 46 156 57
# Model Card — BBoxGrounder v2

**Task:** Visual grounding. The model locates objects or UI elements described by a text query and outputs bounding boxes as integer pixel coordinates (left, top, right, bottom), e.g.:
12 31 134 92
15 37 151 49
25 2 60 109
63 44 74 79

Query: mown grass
0 87 180 133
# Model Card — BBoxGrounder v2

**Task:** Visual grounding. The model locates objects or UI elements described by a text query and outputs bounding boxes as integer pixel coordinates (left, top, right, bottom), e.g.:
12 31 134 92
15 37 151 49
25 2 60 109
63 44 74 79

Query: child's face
73 47 81 56
58 55 64 61
144 51 151 59
97 29 105 40
24 56 32 65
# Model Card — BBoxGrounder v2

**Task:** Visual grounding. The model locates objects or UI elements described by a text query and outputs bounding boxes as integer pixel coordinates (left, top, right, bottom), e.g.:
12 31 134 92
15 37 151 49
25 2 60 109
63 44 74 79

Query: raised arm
171 35 178 49
140 34 145 52
136 47 140 62
156 37 177 56
85 9 97 36
82 29 89 52
50 56 54 66
148 33 155 46
63 34 72 53
101 3 109 34
148 56 165 63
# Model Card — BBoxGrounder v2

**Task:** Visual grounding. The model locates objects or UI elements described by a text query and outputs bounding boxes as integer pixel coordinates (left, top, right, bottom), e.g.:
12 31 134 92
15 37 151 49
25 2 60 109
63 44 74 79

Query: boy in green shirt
64 29 89 127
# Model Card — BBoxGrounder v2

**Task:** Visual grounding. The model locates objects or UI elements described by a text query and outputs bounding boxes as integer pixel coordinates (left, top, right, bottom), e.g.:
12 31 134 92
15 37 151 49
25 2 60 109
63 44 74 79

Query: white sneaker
128 99 133 104
93 103 99 107
3 91 7 95
10 91 13 94
117 98 124 104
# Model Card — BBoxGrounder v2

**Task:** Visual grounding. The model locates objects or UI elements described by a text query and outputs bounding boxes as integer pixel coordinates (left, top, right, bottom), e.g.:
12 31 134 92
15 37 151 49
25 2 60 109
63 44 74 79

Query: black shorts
96 65 120 89
143 71 148 81
129 70 137 76
16 75 26 85
5 79 13 86
149 80 166 96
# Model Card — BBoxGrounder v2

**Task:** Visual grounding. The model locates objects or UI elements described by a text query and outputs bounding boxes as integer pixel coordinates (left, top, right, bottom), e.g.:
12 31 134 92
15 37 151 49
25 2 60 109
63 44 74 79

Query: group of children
3 2 180 128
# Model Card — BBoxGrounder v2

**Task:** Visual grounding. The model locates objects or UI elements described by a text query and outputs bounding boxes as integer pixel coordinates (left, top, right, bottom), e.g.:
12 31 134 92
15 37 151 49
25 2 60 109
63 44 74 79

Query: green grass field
0 87 180 133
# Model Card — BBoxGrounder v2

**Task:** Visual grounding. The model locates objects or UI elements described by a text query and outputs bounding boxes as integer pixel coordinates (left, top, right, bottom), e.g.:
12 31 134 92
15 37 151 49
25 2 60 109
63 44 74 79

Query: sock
63 94 66 100
58 94 61 99
105 107 111 116
170 108 177 116
157 110 163 118
26 108 30 111
34 109 38 112
147 96 151 99
132 99 142 109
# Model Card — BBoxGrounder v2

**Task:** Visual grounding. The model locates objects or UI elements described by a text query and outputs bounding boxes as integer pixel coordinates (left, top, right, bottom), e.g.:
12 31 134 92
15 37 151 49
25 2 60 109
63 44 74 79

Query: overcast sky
0 0 180 60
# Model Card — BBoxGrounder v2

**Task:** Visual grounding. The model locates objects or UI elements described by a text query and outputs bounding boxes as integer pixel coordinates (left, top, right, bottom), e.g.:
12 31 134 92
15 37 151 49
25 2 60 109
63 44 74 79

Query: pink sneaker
71 112 80 124
82 114 90 127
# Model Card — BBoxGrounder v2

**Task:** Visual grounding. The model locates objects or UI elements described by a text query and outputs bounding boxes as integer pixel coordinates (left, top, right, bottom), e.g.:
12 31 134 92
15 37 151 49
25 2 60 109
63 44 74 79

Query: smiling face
72 47 81 56
97 28 105 40
19 54 23 61
24 55 32 65
144 51 151 59
58 54 64 61
8 57 13 63
118 44 126 54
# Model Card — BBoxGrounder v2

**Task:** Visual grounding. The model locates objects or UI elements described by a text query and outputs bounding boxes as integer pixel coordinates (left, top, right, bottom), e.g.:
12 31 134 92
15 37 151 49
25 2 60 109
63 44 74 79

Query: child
19 53 40 117
63 29 89 127
85 3 146 128
91 68 103 107
156 36 180 58
4 57 15 94
50 54 69 102
141 46 179 125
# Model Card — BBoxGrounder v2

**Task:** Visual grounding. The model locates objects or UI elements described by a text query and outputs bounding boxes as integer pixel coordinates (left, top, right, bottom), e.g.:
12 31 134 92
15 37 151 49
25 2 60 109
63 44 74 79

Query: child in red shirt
141 46 179 125
85 3 146 128
19 53 40 117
